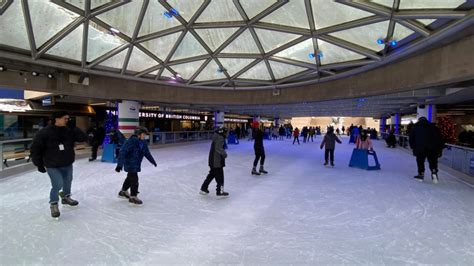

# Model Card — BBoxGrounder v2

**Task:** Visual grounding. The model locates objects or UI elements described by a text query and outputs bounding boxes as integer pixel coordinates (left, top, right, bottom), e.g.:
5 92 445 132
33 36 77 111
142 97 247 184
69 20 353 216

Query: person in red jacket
293 127 300 145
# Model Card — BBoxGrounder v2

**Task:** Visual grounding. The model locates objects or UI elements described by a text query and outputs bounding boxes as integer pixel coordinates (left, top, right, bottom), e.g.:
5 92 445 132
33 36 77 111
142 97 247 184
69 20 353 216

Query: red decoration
437 116 456 144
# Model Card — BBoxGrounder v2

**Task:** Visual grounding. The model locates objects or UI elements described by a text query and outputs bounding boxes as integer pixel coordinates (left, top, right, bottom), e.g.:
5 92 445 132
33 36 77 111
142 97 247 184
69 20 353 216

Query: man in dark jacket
251 124 268 175
87 124 106 161
116 127 157 205
409 117 444 183
30 111 88 218
320 127 342 167
200 127 229 197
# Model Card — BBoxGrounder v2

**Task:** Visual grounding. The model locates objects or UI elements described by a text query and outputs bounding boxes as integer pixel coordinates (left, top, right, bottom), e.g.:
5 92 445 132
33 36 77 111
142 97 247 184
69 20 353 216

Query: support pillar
391 113 401 134
417 105 437 122
379 117 387 133
118 100 140 136
214 111 225 129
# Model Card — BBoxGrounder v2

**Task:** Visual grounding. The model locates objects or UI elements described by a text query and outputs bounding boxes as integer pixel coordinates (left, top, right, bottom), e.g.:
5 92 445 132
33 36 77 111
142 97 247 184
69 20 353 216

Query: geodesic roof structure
0 0 472 90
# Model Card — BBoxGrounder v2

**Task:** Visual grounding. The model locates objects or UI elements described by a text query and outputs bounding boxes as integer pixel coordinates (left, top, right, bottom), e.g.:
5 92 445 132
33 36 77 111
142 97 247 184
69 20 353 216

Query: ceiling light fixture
47 73 54 79
31 71 39 76
0 66 5 71
110 27 120 34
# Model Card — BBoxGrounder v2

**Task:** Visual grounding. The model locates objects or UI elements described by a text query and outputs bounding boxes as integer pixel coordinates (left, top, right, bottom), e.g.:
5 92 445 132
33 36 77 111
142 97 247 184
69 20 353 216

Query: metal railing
0 138 33 171
380 132 474 177
149 130 214 145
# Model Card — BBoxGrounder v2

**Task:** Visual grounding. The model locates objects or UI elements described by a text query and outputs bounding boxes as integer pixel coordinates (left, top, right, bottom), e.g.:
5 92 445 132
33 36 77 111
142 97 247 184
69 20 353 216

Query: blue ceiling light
377 38 385 45
308 53 315 59
317 51 323 59
170 8 179 16
163 11 173 19
390 40 398 47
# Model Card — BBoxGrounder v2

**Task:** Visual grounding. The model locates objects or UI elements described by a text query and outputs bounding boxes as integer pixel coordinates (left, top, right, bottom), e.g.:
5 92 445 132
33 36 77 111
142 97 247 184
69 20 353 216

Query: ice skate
129 196 143 205
118 190 130 199
50 203 60 218
330 162 335 167
259 165 268 174
251 167 261 175
59 191 79 206
216 186 229 197
413 173 424 182
324 162 328 166
88 158 96 162
199 189 209 195
431 172 439 184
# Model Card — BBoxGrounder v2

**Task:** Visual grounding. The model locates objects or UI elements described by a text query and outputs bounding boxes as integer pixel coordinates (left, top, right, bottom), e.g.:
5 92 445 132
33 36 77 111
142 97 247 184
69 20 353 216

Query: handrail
0 138 33 144
445 143 474 152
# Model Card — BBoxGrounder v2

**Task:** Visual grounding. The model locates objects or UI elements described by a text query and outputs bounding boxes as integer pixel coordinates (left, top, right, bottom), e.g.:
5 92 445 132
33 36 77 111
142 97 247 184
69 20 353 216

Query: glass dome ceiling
0 0 471 89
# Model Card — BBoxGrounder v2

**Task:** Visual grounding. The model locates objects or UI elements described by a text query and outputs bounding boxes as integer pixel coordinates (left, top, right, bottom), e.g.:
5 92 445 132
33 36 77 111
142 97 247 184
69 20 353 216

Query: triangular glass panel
98 48 128 70
218 58 255 77
329 21 389 51
171 32 208 60
91 0 114 10
64 0 85 10
141 32 181 61
97 1 142 37
195 28 239 51
399 0 466 9
196 0 243 22
240 0 276 19
149 70 159 75
166 0 204 21
0 0 30 50
260 1 309 29
392 22 415 42
317 39 365 65
238 61 271 80
139 0 181 37
368 0 394 8
127 48 158 72
417 19 437 26
87 21 127 62
30 0 80 47
269 60 307 79
162 68 174 78
170 60 206 80
221 29 259 54
254 29 300 53
312 0 373 29
195 60 227 81
275 39 315 64
47 24 83 61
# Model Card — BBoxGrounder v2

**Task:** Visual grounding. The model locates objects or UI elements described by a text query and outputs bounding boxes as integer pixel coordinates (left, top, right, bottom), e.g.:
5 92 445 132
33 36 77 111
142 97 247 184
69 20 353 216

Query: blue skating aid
101 143 117 163
348 148 381 170
227 132 239 145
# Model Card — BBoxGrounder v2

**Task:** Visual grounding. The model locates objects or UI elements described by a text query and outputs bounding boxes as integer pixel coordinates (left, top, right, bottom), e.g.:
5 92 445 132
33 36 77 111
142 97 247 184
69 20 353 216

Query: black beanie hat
51 111 69 120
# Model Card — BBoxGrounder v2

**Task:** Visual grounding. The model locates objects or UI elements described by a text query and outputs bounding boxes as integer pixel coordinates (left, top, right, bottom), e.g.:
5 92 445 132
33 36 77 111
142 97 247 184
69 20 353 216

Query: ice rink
1 136 473 265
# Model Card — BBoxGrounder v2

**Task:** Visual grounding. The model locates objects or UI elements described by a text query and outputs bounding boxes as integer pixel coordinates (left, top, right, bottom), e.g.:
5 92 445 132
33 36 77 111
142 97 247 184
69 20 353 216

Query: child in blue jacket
115 127 157 205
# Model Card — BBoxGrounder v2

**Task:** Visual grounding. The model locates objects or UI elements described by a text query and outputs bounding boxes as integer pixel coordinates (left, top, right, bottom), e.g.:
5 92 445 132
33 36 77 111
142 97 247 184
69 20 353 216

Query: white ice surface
1 137 473 265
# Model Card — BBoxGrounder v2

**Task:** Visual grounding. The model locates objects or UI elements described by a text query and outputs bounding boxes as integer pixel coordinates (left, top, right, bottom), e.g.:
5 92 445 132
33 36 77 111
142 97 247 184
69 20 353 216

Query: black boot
413 173 424 182
59 191 79 206
216 186 229 197
259 165 268 174
251 167 260 175
50 203 60 218
199 189 209 195
118 190 130 199
129 196 143 205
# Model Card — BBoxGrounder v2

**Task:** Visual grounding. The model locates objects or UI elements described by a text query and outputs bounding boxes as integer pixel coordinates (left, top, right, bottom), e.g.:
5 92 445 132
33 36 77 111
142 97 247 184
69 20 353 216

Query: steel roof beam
20 0 37 59
394 10 468 20
36 17 85 59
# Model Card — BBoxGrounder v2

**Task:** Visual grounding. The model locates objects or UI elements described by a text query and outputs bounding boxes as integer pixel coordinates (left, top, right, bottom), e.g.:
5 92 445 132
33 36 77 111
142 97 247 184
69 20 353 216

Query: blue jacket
117 135 156 173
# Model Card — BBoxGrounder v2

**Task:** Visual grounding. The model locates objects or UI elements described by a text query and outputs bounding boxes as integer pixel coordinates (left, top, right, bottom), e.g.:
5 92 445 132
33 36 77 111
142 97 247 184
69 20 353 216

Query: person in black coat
251 124 268 175
409 117 444 183
386 129 397 148
200 127 229 197
115 127 157 205
87 124 106 161
30 111 88 218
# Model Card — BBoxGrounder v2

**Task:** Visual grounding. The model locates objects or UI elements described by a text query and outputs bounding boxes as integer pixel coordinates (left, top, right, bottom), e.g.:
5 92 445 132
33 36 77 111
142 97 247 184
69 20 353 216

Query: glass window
98 48 128 70
399 0 466 9
269 60 307 79
196 0 243 22
64 0 85 10
166 0 204 22
329 21 389 51
392 22 415 42
29 0 80 47
140 31 182 61
195 28 239 51
238 61 271 80
161 68 174 78
0 1 30 50
47 24 83 61
171 32 208 60
254 29 300 53
240 0 276 19
417 19 437 26
312 0 373 29
170 60 206 80
261 0 309 29
87 22 127 62
195 60 226 81
139 0 180 37
368 0 394 8
317 39 365 65
97 1 142 37
221 29 259 54
127 48 158 72
218 58 255 77
275 39 316 64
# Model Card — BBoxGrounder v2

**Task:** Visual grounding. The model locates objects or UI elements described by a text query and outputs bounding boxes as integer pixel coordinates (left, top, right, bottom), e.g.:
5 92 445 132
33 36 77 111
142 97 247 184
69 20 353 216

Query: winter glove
115 166 122 173
37 166 47 173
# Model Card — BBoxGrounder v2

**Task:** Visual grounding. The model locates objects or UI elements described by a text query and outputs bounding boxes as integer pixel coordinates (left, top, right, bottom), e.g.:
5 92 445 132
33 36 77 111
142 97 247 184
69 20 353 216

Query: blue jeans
46 165 73 203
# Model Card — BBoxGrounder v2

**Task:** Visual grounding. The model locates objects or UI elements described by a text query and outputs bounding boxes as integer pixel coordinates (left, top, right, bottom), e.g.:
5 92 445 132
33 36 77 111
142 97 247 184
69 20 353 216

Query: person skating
320 127 342 167
251 123 268 175
293 127 300 144
115 127 157 205
87 124 105 161
200 127 229 197
30 111 88 218
409 117 444 183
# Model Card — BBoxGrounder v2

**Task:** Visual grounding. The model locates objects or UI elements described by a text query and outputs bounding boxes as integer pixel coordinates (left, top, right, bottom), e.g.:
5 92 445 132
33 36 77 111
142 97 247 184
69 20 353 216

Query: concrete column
118 100 140 135
214 111 225 128
417 105 437 122
379 117 387 133
390 113 401 134
274 117 280 127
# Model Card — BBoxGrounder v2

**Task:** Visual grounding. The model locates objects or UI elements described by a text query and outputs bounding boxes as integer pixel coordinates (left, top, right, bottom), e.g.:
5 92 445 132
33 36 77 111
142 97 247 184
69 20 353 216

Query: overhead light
0 66 5 71
175 73 182 79
110 27 120 34
390 40 398 47
47 73 54 79
308 53 315 59
31 71 39 76
377 38 385 45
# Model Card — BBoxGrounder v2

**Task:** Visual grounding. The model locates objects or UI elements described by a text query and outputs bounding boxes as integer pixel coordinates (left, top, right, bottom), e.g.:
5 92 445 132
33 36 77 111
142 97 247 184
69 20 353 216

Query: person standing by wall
409 117 444 183
200 127 229 197
30 111 88 219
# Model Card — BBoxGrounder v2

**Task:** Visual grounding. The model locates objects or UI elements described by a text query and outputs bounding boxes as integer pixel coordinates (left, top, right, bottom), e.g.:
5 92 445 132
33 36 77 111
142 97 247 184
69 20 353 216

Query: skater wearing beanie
115 127 157 205
320 127 342 167
30 111 88 218
251 123 268 175
293 127 300 144
200 127 229 197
